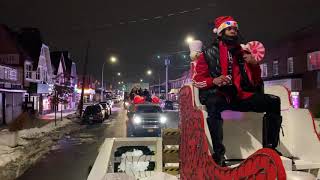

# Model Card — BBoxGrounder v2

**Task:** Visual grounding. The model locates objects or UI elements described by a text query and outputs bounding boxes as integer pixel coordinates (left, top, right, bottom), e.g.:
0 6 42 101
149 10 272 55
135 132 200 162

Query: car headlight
133 116 142 124
160 116 167 124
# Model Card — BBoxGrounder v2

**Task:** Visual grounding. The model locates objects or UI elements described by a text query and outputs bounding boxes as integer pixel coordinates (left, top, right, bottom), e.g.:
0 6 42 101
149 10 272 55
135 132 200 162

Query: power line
70 7 206 33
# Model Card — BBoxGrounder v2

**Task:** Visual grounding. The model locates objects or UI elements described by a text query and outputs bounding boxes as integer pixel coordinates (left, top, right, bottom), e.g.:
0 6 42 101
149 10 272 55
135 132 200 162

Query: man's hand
213 75 231 87
243 54 258 65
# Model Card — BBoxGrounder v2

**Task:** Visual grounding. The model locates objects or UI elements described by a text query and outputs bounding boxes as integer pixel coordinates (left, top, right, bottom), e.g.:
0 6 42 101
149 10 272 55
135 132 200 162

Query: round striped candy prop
247 41 265 62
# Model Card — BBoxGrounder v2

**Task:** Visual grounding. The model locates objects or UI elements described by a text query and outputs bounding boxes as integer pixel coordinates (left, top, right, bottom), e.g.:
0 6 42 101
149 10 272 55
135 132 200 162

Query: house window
0 66 17 81
25 64 32 79
307 51 320 71
273 61 279 76
4 68 9 80
9 69 17 80
287 57 294 74
36 68 40 80
44 70 47 82
0 66 4 79
260 63 268 77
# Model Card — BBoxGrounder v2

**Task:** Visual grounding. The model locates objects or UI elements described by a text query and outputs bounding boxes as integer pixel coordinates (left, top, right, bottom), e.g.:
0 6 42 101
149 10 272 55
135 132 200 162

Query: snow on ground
0 117 77 168
0 145 23 167
18 118 72 139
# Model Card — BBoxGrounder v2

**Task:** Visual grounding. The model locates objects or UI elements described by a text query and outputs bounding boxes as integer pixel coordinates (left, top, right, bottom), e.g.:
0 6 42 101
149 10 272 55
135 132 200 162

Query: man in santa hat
192 16 282 166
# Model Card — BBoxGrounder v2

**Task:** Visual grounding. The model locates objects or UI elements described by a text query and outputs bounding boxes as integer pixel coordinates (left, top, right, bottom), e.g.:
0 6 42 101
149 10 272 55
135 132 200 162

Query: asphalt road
17 103 179 180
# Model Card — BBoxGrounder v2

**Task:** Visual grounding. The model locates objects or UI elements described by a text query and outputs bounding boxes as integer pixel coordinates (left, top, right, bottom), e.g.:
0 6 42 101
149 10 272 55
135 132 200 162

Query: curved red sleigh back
178 85 286 179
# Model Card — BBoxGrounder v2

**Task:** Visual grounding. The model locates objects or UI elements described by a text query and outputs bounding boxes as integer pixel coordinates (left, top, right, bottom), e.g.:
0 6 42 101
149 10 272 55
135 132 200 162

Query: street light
118 81 121 85
101 56 118 101
117 72 121 76
110 56 117 63
147 70 152 75
140 79 143 82
185 36 194 44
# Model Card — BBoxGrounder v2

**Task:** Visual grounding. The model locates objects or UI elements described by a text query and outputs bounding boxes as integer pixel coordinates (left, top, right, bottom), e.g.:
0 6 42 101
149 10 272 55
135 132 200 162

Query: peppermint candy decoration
247 41 265 62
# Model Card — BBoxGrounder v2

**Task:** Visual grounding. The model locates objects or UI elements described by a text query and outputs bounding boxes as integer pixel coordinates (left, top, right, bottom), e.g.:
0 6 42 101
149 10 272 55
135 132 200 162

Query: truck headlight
160 116 167 124
133 116 142 124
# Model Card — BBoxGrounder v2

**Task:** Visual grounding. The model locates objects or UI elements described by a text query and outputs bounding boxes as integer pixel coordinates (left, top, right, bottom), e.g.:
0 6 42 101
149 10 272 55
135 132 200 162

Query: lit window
287 57 294 74
0 66 4 79
36 68 40 80
9 69 17 80
307 51 320 71
260 63 268 77
25 64 32 79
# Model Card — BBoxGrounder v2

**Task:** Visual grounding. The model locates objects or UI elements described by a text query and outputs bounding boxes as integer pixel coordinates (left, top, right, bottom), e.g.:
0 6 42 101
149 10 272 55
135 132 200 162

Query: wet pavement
17 103 179 180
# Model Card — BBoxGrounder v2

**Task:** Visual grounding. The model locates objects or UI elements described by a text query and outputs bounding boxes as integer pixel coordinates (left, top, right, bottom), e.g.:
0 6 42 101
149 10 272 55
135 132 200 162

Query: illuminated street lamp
117 72 121 76
101 56 119 101
140 79 143 82
147 70 152 75
110 56 117 63
118 81 121 85
185 36 194 44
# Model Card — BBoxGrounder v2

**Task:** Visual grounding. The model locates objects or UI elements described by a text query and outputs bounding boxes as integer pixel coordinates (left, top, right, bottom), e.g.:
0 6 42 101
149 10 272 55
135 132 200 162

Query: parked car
99 102 112 118
163 100 174 110
82 105 105 124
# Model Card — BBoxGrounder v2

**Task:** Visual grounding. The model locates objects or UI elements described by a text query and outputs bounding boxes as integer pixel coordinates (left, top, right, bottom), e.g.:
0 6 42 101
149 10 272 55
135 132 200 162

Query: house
18 28 54 115
260 23 320 115
77 74 96 103
50 51 77 110
0 25 26 125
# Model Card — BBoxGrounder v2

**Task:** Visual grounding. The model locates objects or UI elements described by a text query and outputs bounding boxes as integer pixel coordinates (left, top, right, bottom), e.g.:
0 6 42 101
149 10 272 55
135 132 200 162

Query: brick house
260 24 320 116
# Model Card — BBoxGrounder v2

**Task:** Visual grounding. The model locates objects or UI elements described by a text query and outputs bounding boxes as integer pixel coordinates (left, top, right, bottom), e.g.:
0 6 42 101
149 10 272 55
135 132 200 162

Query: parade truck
87 40 319 179
88 84 320 180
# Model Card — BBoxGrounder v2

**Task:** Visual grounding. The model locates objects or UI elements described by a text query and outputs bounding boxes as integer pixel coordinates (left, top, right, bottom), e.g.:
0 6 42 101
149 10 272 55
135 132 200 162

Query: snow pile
18 119 72 139
0 145 22 167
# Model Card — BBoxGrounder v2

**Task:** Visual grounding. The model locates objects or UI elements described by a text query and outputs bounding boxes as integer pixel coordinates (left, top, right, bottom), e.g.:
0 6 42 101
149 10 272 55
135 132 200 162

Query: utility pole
158 71 161 97
79 41 90 117
101 62 106 102
165 57 170 100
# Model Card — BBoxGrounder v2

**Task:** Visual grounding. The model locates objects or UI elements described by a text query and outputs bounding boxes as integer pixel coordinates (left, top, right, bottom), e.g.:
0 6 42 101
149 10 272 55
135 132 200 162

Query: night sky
1 0 319 84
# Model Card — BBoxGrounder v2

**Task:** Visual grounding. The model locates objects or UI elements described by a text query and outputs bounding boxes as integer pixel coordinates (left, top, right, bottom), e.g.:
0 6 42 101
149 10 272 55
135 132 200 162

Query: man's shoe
212 154 227 167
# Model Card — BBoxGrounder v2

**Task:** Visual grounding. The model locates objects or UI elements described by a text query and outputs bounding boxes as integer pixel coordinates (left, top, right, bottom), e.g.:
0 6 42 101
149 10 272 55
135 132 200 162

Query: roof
50 51 75 75
50 51 63 75
0 24 30 66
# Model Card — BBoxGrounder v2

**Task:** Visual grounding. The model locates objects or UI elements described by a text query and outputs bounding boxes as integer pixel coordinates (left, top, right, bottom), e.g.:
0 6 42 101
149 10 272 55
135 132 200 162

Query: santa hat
213 16 239 34
188 40 203 53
